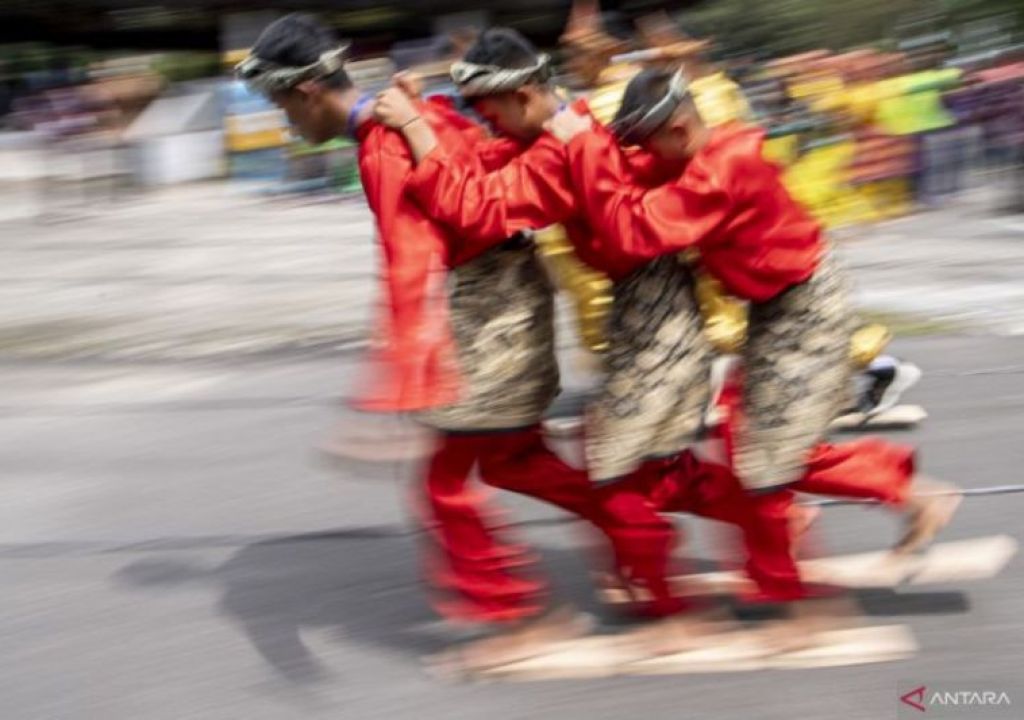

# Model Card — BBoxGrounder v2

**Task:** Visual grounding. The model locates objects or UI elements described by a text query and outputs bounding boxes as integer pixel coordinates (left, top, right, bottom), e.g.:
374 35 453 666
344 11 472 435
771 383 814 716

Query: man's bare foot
426 605 593 678
760 595 863 653
895 481 962 555
593 570 647 602
627 608 738 656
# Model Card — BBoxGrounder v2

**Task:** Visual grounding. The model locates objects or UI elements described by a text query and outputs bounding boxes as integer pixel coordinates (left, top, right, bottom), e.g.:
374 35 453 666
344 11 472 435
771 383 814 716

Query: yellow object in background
850 323 892 369
788 72 846 115
763 135 800 167
858 178 913 221
224 112 290 153
533 225 613 353
693 270 891 366
690 72 753 128
782 141 875 228
843 80 888 125
694 270 747 355
692 72 752 126
587 64 639 126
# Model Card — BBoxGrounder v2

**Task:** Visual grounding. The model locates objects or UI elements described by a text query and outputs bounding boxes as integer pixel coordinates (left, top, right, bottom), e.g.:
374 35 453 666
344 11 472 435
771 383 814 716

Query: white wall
136 131 225 186
0 132 44 221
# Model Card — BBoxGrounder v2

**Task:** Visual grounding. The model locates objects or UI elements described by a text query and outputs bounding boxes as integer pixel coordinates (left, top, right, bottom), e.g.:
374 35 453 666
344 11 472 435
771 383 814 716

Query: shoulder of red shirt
356 94 483 160
705 121 765 155
355 121 409 161
569 97 591 116
694 121 769 177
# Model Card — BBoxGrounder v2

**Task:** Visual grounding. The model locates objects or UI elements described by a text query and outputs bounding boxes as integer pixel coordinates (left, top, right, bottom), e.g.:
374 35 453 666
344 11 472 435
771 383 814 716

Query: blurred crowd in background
0 0 1022 222
738 41 1024 222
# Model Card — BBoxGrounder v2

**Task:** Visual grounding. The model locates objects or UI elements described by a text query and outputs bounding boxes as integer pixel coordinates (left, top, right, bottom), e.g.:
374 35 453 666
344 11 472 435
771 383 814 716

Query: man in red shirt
375 43 959 633
238 14 711 671
377 29 728 649
548 68 859 487
546 65 961 572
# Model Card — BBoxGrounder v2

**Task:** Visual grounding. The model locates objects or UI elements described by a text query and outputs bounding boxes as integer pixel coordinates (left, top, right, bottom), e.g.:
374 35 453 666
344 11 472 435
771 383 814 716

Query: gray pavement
837 205 1024 335
0 181 1022 365
1 185 1023 719
0 185 375 361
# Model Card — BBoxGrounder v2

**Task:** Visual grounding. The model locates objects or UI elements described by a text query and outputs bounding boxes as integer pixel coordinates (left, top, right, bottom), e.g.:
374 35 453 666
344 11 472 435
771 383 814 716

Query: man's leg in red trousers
655 452 808 603
691 368 921 597
476 426 687 618
795 438 959 554
713 364 911 503
656 436 921 603
794 439 914 506
591 462 690 618
419 432 545 624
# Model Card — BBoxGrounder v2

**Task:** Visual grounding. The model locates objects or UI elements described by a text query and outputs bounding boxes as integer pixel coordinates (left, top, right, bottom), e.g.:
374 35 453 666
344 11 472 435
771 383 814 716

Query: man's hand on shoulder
544 108 593 145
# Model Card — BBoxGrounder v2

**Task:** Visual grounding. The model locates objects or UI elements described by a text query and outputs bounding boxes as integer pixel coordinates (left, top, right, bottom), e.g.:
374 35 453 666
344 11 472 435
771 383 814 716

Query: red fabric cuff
406 145 449 200
351 268 463 413
351 343 461 413
566 129 616 190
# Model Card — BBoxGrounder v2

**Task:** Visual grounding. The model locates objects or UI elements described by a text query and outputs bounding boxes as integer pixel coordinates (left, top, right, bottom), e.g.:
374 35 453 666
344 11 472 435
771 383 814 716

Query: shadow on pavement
113 529 970 686
113 531 599 685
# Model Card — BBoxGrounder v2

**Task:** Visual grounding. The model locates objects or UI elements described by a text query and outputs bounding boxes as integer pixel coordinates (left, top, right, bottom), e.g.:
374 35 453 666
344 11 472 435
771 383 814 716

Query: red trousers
688 372 916 601
420 425 915 621
648 439 916 602
419 425 686 624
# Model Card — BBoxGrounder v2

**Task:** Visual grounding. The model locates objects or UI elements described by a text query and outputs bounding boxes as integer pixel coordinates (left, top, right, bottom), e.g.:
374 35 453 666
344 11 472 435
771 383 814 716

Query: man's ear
514 87 535 108
293 80 321 100
665 109 689 133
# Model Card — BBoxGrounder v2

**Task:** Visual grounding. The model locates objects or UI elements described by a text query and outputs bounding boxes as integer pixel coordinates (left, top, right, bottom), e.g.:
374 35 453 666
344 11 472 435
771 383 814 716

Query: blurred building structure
0 0 1020 207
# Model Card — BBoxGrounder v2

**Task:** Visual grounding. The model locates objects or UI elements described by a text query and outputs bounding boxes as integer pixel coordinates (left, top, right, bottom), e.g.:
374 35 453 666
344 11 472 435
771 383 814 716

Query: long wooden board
600 535 1018 603
474 624 917 681
829 405 928 431
543 404 927 441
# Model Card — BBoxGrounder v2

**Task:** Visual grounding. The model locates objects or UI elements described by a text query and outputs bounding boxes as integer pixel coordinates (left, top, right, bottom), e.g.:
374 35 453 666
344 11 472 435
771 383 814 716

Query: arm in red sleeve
360 139 444 328
406 137 577 265
567 127 733 262
354 129 460 412
421 95 489 146
622 146 663 185
475 135 525 171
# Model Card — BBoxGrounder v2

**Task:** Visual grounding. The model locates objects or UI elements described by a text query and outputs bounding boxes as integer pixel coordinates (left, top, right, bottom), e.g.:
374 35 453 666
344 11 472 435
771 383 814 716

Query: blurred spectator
972 61 1024 210
1 5 1018 217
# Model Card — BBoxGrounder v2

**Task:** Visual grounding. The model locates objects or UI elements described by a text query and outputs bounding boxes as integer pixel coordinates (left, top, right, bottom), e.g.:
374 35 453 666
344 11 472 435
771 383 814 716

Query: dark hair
251 13 352 91
601 12 634 43
613 68 673 126
463 27 541 70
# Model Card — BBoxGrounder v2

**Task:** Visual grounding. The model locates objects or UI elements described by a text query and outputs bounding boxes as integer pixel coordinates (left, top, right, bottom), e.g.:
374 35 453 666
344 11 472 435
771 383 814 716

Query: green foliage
679 0 1020 58
0 43 62 73
151 52 220 83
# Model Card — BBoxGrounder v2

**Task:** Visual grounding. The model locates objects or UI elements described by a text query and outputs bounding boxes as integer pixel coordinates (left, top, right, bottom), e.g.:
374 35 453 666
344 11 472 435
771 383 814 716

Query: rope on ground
805 483 1024 507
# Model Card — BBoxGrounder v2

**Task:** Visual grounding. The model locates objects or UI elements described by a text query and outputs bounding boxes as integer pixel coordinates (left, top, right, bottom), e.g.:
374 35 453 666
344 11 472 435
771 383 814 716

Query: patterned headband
610 69 690 145
449 53 552 98
234 45 349 95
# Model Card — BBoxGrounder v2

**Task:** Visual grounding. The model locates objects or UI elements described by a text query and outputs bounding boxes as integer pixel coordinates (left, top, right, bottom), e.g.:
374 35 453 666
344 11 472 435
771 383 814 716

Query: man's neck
686 122 712 157
337 87 371 136
524 91 565 140
541 91 563 116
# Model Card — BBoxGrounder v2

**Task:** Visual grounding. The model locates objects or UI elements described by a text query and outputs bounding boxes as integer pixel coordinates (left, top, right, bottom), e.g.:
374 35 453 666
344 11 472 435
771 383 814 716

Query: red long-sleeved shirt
567 121 824 301
406 100 658 280
352 97 485 412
